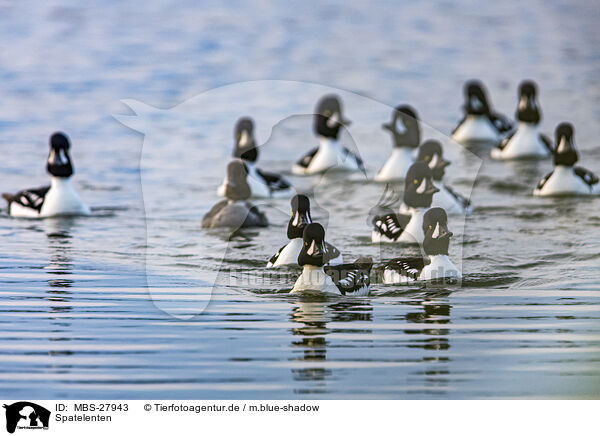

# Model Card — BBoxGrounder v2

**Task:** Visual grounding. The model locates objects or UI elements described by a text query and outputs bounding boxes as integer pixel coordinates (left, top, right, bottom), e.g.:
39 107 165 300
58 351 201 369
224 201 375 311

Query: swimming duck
371 162 439 244
217 117 293 198
534 123 599 197
3 132 91 218
291 223 372 296
267 194 342 267
202 159 268 228
374 105 420 181
451 80 513 144
383 207 462 283
292 94 365 175
491 80 552 160
414 140 472 214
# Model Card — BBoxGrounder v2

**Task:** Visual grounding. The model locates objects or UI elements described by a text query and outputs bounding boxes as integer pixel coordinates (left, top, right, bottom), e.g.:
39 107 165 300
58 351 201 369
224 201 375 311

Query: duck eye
425 155 430 161
324 110 331 116
413 179 418 184
429 225 433 230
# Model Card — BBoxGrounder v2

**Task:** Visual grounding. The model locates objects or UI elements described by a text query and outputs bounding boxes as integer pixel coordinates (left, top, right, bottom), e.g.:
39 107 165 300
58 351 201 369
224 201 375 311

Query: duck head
287 194 312 239
313 94 351 139
382 104 420 148
46 132 73 178
223 159 251 201
298 223 327 267
417 140 450 181
423 207 453 256
233 117 258 163
553 122 578 167
516 80 541 124
404 162 439 208
463 80 491 115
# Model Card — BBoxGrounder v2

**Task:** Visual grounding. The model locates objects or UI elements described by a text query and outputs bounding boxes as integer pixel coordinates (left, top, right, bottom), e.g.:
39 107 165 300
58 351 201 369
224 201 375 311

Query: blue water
1 0 599 399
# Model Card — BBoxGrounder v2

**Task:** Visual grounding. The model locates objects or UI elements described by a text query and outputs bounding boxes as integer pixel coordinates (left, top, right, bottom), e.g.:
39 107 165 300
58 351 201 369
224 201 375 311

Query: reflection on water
45 219 75 357
289 299 373 392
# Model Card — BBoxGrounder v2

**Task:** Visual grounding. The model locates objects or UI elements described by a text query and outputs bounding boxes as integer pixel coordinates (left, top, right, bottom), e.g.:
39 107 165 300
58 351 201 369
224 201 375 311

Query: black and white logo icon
3 402 50 434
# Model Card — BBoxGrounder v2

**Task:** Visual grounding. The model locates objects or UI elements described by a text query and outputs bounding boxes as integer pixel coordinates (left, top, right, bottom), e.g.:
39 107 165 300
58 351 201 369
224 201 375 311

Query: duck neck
319 136 340 150
50 176 72 189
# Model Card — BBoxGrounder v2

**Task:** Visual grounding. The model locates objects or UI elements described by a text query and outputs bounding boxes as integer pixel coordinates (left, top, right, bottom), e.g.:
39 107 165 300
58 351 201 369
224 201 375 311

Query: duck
374 105 420 181
217 117 293 198
451 80 513 144
291 223 372 296
491 80 552 160
383 207 462 283
412 140 472 214
202 159 268 228
292 94 365 175
534 123 599 197
3 132 91 218
267 194 342 267
371 162 439 244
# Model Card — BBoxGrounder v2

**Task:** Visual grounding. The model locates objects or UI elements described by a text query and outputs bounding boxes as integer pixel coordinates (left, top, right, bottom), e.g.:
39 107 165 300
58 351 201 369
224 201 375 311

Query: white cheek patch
471 96 483 110
518 96 528 111
239 130 249 146
432 222 440 238
307 240 317 255
557 137 569 153
292 212 300 226
416 178 426 194
326 112 339 128
395 117 407 134
429 153 439 169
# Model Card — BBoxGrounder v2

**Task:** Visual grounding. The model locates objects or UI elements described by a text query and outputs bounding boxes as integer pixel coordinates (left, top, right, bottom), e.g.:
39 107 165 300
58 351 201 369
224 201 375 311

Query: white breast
491 123 549 160
419 255 462 281
534 166 592 196
40 178 90 217
399 208 426 244
268 238 303 267
452 115 500 143
300 138 360 175
375 147 414 181
432 182 469 215
291 265 340 294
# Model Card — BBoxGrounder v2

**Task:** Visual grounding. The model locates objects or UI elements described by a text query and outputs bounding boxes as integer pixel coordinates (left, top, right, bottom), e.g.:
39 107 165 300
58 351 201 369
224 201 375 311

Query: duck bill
431 222 453 240
424 181 440 196
439 159 451 169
